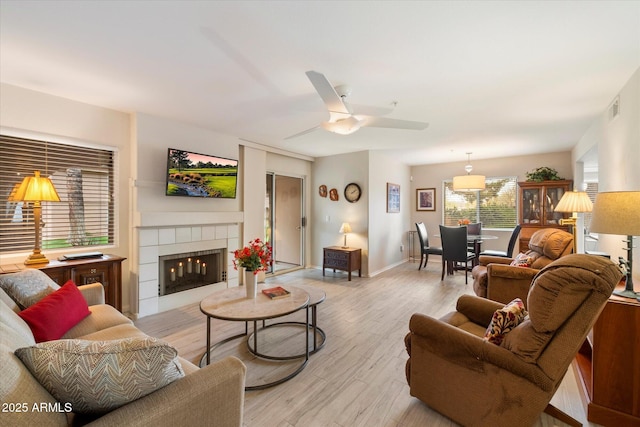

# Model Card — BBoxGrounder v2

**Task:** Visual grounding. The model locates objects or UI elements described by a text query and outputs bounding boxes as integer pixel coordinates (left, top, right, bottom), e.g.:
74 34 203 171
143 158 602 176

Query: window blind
0 135 115 254
443 177 517 229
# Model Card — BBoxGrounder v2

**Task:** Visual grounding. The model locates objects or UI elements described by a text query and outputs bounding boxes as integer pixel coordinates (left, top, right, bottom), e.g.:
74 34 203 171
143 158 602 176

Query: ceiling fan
285 70 429 139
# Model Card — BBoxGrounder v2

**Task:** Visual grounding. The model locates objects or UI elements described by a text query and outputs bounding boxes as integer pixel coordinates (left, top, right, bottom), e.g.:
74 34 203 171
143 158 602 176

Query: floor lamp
8 171 61 265
554 190 593 253
589 191 640 299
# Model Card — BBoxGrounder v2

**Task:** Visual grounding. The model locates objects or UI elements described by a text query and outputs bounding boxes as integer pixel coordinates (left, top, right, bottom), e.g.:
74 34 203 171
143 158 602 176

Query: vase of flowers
458 218 470 226
233 238 272 299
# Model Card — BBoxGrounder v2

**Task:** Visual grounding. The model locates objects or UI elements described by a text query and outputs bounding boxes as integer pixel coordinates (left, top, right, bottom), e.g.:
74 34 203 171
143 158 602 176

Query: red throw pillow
18 281 91 343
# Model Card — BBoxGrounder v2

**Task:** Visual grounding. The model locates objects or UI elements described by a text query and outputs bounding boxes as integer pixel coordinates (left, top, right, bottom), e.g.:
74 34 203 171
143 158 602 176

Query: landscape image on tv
166 148 238 199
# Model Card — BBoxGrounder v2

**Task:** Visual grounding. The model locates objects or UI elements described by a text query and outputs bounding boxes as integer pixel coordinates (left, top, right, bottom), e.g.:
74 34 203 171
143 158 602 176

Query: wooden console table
0 254 125 311
572 287 639 426
322 246 361 281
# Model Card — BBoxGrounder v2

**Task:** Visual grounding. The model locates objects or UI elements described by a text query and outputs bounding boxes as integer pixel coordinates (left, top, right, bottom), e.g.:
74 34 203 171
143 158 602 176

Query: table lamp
554 190 593 253
339 222 352 248
8 171 61 265
589 191 640 299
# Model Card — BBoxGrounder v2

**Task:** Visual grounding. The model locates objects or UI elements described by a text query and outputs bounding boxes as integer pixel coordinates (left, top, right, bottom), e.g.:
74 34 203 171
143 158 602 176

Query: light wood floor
134 260 600 427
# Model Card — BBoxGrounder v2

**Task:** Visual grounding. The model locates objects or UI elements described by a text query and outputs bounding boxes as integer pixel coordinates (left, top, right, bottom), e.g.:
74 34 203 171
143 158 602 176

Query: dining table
435 232 498 274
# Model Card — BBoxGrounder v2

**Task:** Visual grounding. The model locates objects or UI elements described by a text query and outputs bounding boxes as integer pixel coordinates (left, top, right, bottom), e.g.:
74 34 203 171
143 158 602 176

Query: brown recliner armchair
471 228 573 307
405 254 621 427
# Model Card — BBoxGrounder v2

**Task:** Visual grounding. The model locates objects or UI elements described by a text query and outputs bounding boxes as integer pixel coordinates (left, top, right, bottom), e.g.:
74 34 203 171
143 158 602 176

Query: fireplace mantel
135 211 244 228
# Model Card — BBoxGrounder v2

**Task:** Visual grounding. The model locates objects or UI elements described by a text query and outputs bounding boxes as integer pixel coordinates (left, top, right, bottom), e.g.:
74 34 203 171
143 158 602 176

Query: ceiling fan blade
350 104 394 117
361 116 429 130
284 125 320 140
305 70 351 114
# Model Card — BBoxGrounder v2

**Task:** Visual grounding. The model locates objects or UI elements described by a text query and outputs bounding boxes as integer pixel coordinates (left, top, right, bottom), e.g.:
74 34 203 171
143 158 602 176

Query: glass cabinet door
545 186 566 225
522 188 542 225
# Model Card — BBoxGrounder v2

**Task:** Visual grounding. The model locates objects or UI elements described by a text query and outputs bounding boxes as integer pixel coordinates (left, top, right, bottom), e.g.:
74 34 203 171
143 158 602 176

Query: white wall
132 113 242 215
572 67 640 284
410 152 573 254
311 151 369 275
368 151 412 275
0 83 132 309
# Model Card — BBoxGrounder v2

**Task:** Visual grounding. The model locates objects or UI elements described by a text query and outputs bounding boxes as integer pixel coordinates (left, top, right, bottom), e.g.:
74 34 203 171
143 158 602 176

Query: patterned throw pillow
510 252 533 268
484 298 528 345
15 337 185 414
0 269 60 309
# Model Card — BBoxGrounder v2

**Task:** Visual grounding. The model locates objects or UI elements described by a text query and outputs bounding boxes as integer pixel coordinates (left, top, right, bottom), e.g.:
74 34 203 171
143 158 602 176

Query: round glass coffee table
199 284 310 390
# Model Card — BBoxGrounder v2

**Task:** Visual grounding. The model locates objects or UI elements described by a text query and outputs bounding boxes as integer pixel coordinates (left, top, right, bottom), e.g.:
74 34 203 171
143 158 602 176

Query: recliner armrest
486 264 539 306
487 264 538 280
479 255 513 267
455 294 504 326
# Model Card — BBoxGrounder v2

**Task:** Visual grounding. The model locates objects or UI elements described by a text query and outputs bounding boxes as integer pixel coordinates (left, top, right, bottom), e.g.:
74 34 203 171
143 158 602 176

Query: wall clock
329 188 339 201
319 185 327 197
344 182 362 203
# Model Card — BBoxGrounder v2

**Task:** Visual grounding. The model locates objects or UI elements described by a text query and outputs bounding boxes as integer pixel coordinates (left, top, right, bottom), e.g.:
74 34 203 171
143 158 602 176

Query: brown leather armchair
471 228 573 307
405 254 621 427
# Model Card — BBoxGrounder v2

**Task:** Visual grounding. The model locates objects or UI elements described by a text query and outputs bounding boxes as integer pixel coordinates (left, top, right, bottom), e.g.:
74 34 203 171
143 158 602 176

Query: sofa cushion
483 298 528 345
18 281 91 343
0 269 60 310
15 337 185 414
62 304 133 339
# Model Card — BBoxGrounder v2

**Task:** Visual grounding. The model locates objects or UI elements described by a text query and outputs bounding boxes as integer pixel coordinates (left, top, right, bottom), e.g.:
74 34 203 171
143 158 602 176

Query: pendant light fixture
452 152 485 192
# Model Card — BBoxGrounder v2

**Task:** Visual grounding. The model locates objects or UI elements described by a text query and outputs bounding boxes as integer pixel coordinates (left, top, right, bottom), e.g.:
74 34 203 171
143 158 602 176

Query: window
0 135 115 254
443 177 517 229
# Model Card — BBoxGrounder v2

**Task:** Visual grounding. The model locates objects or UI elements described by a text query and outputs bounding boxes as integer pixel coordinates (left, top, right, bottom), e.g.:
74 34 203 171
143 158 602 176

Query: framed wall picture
387 183 400 213
416 188 436 211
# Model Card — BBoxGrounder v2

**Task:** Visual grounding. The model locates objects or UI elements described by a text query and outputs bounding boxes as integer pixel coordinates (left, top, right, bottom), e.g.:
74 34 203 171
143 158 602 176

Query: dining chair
415 222 443 270
466 222 482 254
480 224 522 258
439 225 476 284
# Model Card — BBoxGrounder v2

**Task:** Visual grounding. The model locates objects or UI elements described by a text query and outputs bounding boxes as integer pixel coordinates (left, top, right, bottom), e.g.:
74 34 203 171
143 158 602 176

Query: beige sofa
1 272 246 427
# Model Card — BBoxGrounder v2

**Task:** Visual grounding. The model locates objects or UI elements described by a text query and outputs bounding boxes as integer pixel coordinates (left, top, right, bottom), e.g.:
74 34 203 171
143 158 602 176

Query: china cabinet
517 180 572 252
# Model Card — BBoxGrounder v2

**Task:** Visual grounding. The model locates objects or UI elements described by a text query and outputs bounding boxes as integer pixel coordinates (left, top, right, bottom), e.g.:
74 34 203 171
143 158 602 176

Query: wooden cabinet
573 292 640 426
323 246 361 281
517 180 572 252
1 254 125 311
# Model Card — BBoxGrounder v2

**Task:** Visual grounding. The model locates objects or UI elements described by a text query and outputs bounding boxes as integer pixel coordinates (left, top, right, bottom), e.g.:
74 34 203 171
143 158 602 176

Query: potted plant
233 238 272 298
525 167 563 182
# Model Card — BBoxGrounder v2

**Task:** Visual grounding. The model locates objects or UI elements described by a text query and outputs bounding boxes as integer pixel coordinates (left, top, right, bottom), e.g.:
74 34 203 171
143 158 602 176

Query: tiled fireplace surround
135 212 242 318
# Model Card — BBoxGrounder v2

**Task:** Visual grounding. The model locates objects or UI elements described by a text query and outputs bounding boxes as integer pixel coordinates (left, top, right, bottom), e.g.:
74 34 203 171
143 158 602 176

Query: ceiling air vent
608 96 620 121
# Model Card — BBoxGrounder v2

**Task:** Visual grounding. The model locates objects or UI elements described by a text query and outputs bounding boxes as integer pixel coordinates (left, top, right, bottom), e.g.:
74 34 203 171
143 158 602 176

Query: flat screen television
165 148 238 199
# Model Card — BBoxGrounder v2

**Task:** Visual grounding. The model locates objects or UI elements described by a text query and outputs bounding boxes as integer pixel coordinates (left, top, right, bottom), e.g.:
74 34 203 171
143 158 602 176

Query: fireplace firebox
159 249 225 296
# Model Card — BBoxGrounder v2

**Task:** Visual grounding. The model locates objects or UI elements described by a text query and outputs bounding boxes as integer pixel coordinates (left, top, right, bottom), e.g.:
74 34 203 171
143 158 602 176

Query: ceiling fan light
452 174 486 192
322 116 361 135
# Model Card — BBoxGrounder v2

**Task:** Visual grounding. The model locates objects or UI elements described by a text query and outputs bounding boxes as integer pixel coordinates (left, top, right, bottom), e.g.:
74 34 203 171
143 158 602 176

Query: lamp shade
452 175 486 192
8 171 60 202
339 222 352 234
554 191 593 213
589 191 640 236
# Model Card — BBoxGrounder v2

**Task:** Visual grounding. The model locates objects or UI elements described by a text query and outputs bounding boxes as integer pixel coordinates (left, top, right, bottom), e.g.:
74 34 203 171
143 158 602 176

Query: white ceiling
1 1 638 166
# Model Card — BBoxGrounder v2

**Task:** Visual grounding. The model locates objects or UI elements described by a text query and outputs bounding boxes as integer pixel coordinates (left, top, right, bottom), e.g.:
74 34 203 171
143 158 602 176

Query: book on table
262 286 291 299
